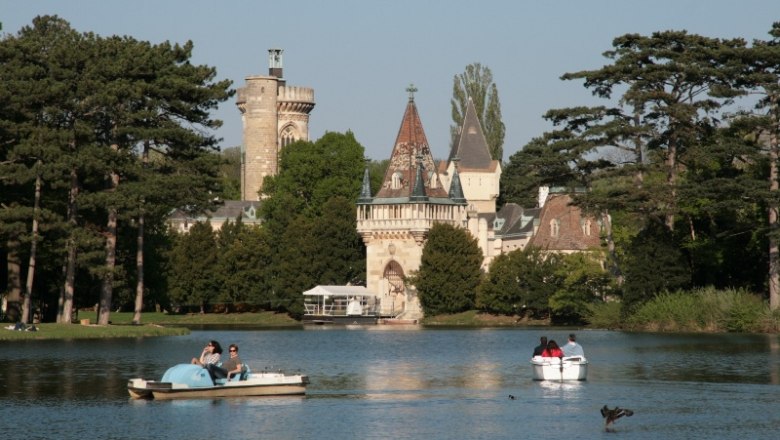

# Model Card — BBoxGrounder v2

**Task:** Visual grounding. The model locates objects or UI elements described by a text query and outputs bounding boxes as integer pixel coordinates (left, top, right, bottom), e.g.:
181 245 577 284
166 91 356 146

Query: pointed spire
448 158 467 204
357 159 373 204
449 97 493 169
410 154 428 202
375 89 448 199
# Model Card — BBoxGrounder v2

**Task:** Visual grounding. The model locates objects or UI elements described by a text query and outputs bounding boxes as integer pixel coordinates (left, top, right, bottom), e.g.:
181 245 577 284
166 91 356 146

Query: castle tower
236 49 315 200
439 97 502 268
357 86 467 320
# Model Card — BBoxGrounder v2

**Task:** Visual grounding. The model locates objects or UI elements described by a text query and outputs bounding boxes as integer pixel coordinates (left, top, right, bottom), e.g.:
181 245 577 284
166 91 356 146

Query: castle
173 51 603 320
356 88 602 319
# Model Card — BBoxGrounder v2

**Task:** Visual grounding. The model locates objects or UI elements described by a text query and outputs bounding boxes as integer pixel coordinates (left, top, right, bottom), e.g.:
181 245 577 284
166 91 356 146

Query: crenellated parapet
278 86 314 103
278 86 315 114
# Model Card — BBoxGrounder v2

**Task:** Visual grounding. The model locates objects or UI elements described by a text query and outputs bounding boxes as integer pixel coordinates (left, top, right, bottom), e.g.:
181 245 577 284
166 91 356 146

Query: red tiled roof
375 98 449 199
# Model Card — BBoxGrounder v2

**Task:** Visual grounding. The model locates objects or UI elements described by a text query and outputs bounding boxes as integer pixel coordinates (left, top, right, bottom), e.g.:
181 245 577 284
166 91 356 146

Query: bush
626 287 769 333
584 301 622 329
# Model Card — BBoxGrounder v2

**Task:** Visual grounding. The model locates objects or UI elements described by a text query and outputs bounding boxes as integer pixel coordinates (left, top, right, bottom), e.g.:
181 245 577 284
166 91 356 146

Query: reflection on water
2 330 780 439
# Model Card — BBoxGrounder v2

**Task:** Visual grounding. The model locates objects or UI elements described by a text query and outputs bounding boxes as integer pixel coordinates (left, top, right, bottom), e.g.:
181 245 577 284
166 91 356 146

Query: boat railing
303 296 379 316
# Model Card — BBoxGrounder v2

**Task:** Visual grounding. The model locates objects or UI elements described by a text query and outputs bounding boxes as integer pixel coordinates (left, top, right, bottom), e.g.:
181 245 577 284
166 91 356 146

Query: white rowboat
530 356 588 381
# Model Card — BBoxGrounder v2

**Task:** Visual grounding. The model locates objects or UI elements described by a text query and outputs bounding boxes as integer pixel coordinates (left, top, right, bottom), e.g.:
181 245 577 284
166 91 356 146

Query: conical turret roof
449 97 493 169
448 160 467 204
375 92 448 199
357 164 373 204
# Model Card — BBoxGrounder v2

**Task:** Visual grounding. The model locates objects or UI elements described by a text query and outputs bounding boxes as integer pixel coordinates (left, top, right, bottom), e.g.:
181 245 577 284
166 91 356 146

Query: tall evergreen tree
732 22 780 309
562 31 748 232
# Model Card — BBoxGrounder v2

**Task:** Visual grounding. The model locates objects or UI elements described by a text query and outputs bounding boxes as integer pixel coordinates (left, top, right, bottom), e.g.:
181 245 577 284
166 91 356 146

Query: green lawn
0 311 300 341
0 322 189 340
104 311 301 326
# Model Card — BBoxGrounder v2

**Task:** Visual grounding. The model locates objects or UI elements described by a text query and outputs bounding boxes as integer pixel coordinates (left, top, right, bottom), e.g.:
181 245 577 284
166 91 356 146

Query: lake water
1 327 780 439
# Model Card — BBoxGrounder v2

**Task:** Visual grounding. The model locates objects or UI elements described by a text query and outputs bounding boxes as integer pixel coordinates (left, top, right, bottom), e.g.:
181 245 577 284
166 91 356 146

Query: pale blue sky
4 1 779 160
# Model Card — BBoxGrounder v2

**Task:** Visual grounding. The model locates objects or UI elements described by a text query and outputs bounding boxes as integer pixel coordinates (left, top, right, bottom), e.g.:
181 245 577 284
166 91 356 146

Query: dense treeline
0 16 233 324
417 24 780 329
4 17 780 330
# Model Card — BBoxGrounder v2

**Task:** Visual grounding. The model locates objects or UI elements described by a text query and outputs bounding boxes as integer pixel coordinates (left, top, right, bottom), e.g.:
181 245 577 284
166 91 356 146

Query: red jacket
542 348 563 357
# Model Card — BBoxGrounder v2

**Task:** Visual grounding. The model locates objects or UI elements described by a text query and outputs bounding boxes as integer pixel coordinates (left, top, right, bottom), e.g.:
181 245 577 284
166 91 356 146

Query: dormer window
581 218 592 236
391 171 403 189
550 219 560 237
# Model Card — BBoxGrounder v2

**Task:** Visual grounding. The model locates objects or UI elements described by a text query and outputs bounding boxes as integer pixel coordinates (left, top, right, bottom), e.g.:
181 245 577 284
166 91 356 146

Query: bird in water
600 405 634 431
508 394 516 400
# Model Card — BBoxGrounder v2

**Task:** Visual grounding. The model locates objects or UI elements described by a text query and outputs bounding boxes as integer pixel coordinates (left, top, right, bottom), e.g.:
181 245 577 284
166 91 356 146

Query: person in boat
533 336 548 357
206 343 243 382
561 333 585 358
541 339 563 357
191 340 222 367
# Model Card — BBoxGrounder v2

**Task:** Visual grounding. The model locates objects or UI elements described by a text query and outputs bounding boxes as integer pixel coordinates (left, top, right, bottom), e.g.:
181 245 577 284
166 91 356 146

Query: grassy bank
0 323 189 341
104 310 301 326
421 310 548 327
0 311 299 341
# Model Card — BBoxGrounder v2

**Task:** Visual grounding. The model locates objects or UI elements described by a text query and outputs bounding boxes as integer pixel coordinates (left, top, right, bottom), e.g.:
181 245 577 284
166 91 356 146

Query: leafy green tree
167 222 218 313
451 63 505 161
368 159 389 196
261 131 365 235
217 222 273 308
270 214 317 315
271 196 365 315
260 132 366 316
512 247 562 319
549 252 613 324
413 223 483 316
218 147 241 200
476 253 524 315
307 196 365 285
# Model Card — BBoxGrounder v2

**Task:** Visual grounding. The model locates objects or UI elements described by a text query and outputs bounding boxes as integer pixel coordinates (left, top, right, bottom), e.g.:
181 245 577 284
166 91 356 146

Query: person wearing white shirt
562 333 584 357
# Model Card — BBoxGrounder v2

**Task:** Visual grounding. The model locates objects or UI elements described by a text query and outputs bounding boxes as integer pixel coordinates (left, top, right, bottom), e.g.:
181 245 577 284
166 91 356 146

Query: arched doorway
383 260 405 316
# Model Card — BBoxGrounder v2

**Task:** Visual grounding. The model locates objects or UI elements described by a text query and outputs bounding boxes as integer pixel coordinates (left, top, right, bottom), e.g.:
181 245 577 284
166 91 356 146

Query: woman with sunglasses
207 344 243 382
191 340 223 367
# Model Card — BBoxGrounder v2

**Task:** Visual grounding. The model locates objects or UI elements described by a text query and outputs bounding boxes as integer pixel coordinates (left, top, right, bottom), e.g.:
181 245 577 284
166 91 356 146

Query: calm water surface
1 328 780 439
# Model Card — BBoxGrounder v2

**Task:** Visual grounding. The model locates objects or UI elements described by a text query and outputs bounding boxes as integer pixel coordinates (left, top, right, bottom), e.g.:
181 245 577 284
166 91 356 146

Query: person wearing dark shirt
207 344 243 382
533 336 548 357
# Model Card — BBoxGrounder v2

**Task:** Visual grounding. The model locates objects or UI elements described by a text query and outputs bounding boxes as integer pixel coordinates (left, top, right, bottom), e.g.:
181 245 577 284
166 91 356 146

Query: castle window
550 219 560 237
392 171 403 189
581 219 592 236
280 126 296 148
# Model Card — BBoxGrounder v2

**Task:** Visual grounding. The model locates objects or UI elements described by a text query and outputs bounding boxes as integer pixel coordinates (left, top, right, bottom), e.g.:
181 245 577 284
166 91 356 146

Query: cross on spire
406 83 418 101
